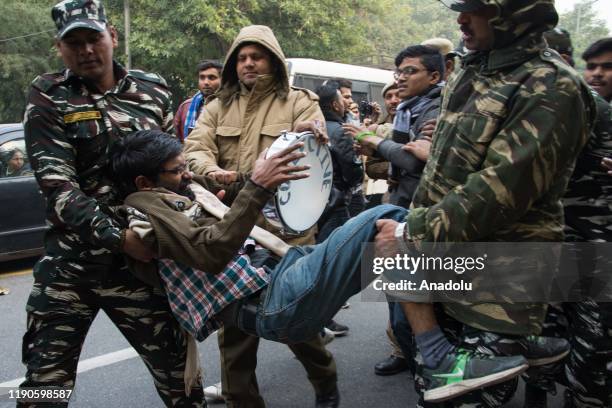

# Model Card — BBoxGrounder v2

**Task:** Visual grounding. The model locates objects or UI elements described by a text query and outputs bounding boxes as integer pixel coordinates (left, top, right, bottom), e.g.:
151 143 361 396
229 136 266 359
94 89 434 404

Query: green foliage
1 0 461 122
558 0 610 70
0 0 60 122
359 0 460 67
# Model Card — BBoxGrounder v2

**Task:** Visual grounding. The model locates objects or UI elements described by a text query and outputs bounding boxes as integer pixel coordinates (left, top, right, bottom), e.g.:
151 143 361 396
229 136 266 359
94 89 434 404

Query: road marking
0 347 138 394
0 270 32 279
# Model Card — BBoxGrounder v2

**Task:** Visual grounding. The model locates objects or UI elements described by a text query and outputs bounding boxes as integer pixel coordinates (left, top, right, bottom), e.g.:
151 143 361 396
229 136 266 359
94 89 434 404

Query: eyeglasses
159 163 189 175
586 62 612 71
394 66 431 80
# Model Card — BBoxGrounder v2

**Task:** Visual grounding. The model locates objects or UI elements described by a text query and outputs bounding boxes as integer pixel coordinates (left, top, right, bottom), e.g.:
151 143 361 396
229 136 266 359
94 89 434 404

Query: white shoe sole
424 363 528 403
321 328 335 345
203 382 224 401
527 348 570 366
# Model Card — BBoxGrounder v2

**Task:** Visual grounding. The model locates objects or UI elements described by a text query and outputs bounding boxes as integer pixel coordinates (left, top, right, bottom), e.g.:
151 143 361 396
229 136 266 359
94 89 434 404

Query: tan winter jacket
184 25 323 244
184 25 323 175
123 176 271 289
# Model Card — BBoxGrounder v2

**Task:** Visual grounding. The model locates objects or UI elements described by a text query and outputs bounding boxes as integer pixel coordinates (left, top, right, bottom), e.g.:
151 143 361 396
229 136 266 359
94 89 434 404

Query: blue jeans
255 204 407 343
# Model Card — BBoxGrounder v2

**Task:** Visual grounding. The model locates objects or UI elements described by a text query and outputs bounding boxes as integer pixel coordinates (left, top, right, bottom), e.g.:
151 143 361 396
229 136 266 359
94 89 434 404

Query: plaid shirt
157 239 269 341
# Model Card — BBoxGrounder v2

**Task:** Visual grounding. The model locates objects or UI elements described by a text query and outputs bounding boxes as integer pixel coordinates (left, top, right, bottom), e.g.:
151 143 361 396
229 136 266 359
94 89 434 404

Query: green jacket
405 0 597 334
563 92 612 242
123 176 272 289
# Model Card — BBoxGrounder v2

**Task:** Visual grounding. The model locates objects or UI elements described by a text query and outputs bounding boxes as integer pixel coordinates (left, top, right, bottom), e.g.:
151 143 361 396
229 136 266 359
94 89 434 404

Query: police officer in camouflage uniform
374 0 596 406
532 29 612 408
20 1 204 406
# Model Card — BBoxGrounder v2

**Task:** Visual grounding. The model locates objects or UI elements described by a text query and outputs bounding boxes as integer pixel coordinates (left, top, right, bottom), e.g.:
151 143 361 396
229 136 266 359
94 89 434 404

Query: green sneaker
423 348 528 403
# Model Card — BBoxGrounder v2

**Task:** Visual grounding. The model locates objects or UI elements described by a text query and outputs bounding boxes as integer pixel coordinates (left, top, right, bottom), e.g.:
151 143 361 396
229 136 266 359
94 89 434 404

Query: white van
287 58 392 198
286 58 394 108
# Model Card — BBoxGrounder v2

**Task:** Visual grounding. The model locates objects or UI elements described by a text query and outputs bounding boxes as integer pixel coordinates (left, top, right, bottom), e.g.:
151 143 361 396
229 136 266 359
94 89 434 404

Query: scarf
183 92 205 138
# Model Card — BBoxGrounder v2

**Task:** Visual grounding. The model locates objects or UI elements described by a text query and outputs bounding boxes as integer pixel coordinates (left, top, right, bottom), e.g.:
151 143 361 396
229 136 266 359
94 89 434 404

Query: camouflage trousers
19 259 205 408
413 305 563 408
541 301 612 408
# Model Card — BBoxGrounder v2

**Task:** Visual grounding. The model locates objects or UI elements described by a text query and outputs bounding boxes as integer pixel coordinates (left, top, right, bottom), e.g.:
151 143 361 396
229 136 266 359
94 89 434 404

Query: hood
218 25 289 104
485 0 558 49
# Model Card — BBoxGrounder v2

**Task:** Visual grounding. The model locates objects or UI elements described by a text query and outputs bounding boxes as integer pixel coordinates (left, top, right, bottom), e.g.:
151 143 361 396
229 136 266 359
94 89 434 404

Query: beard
177 184 196 201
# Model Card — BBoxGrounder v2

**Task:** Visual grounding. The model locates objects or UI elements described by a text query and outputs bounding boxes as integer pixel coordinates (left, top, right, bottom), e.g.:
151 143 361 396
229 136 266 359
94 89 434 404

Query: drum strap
189 182 292 257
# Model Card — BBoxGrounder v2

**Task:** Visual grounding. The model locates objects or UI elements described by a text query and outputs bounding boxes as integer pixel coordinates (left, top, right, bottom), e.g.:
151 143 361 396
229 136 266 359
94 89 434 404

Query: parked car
0 123 47 261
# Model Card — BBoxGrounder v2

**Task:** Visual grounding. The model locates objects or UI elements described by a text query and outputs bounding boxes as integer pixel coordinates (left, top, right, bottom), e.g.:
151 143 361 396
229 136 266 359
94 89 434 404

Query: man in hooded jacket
373 0 597 406
184 25 338 408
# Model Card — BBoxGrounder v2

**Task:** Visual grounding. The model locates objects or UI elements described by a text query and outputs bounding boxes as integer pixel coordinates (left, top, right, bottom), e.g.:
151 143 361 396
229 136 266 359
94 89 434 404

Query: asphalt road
0 258 559 408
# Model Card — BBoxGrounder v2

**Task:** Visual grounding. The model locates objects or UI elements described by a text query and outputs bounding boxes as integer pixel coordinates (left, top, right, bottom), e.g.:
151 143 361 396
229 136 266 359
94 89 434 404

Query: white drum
263 131 333 234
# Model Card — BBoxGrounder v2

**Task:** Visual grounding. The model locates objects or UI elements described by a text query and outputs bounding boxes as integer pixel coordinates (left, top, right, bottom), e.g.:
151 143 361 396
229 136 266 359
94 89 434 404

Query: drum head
264 132 333 233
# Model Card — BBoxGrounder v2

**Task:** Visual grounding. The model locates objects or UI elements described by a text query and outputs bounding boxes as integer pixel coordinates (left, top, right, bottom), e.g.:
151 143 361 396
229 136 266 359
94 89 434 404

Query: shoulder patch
290 86 319 101
31 73 66 93
128 70 169 87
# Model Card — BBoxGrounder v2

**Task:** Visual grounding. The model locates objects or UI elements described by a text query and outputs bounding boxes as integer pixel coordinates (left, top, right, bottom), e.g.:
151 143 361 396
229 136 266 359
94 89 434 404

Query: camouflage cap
52 0 107 39
543 28 573 55
439 0 485 12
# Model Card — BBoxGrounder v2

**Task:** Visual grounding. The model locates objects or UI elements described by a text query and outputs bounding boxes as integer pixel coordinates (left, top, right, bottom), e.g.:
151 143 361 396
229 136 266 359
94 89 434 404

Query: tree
0 0 464 122
103 0 398 105
558 0 610 69
0 0 60 122
357 0 460 68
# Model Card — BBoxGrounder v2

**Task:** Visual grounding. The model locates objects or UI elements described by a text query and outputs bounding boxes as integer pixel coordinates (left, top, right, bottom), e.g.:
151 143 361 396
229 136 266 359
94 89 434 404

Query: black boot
523 384 547 408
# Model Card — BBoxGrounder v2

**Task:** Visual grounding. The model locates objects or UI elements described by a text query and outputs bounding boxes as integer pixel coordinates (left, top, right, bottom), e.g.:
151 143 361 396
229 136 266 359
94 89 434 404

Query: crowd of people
18 0 611 407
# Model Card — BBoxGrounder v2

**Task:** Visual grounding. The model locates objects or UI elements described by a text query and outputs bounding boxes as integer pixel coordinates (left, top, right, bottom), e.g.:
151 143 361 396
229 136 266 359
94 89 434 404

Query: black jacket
377 85 442 208
323 111 364 209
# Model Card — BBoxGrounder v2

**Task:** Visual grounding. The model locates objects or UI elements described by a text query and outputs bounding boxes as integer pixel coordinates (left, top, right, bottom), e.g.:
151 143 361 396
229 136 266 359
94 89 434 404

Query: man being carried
115 130 570 407
112 129 405 352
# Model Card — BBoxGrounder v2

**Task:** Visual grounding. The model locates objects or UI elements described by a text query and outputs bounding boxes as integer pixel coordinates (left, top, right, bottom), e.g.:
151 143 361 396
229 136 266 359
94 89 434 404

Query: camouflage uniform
20 3 204 405
540 28 612 408
542 93 612 408
403 1 596 406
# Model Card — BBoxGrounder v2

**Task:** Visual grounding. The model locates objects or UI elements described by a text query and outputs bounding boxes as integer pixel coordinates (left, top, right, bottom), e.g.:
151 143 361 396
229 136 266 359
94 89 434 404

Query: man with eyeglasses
345 43 444 382
350 45 443 210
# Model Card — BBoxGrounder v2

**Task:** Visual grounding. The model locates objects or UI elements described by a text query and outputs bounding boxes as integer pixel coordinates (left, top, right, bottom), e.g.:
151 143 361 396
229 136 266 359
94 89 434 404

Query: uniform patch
64 111 102 124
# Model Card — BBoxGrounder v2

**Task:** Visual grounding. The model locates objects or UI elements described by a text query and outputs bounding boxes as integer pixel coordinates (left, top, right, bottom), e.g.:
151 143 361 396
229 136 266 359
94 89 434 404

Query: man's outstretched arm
126 144 309 273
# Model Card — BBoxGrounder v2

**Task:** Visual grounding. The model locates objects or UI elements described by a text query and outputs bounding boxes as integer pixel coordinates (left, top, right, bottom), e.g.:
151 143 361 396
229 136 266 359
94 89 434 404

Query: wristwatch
394 222 411 253
394 222 406 241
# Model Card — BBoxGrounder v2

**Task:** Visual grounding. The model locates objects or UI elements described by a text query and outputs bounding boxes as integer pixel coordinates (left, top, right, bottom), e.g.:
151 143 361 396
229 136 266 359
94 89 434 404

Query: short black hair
394 45 445 81
110 130 183 197
315 84 341 113
331 78 352 90
582 38 612 61
196 60 223 74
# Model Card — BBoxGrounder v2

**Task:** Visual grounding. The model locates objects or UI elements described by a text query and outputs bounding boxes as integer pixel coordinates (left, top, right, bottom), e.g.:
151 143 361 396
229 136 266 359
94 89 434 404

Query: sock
415 326 455 369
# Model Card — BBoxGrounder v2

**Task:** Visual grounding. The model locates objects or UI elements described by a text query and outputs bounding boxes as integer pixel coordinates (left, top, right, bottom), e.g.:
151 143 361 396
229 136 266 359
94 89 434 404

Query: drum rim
270 132 332 234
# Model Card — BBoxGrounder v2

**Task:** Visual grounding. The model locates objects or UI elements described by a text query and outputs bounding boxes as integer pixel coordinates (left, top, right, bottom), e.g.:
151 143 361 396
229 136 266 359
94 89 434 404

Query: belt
237 288 266 336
